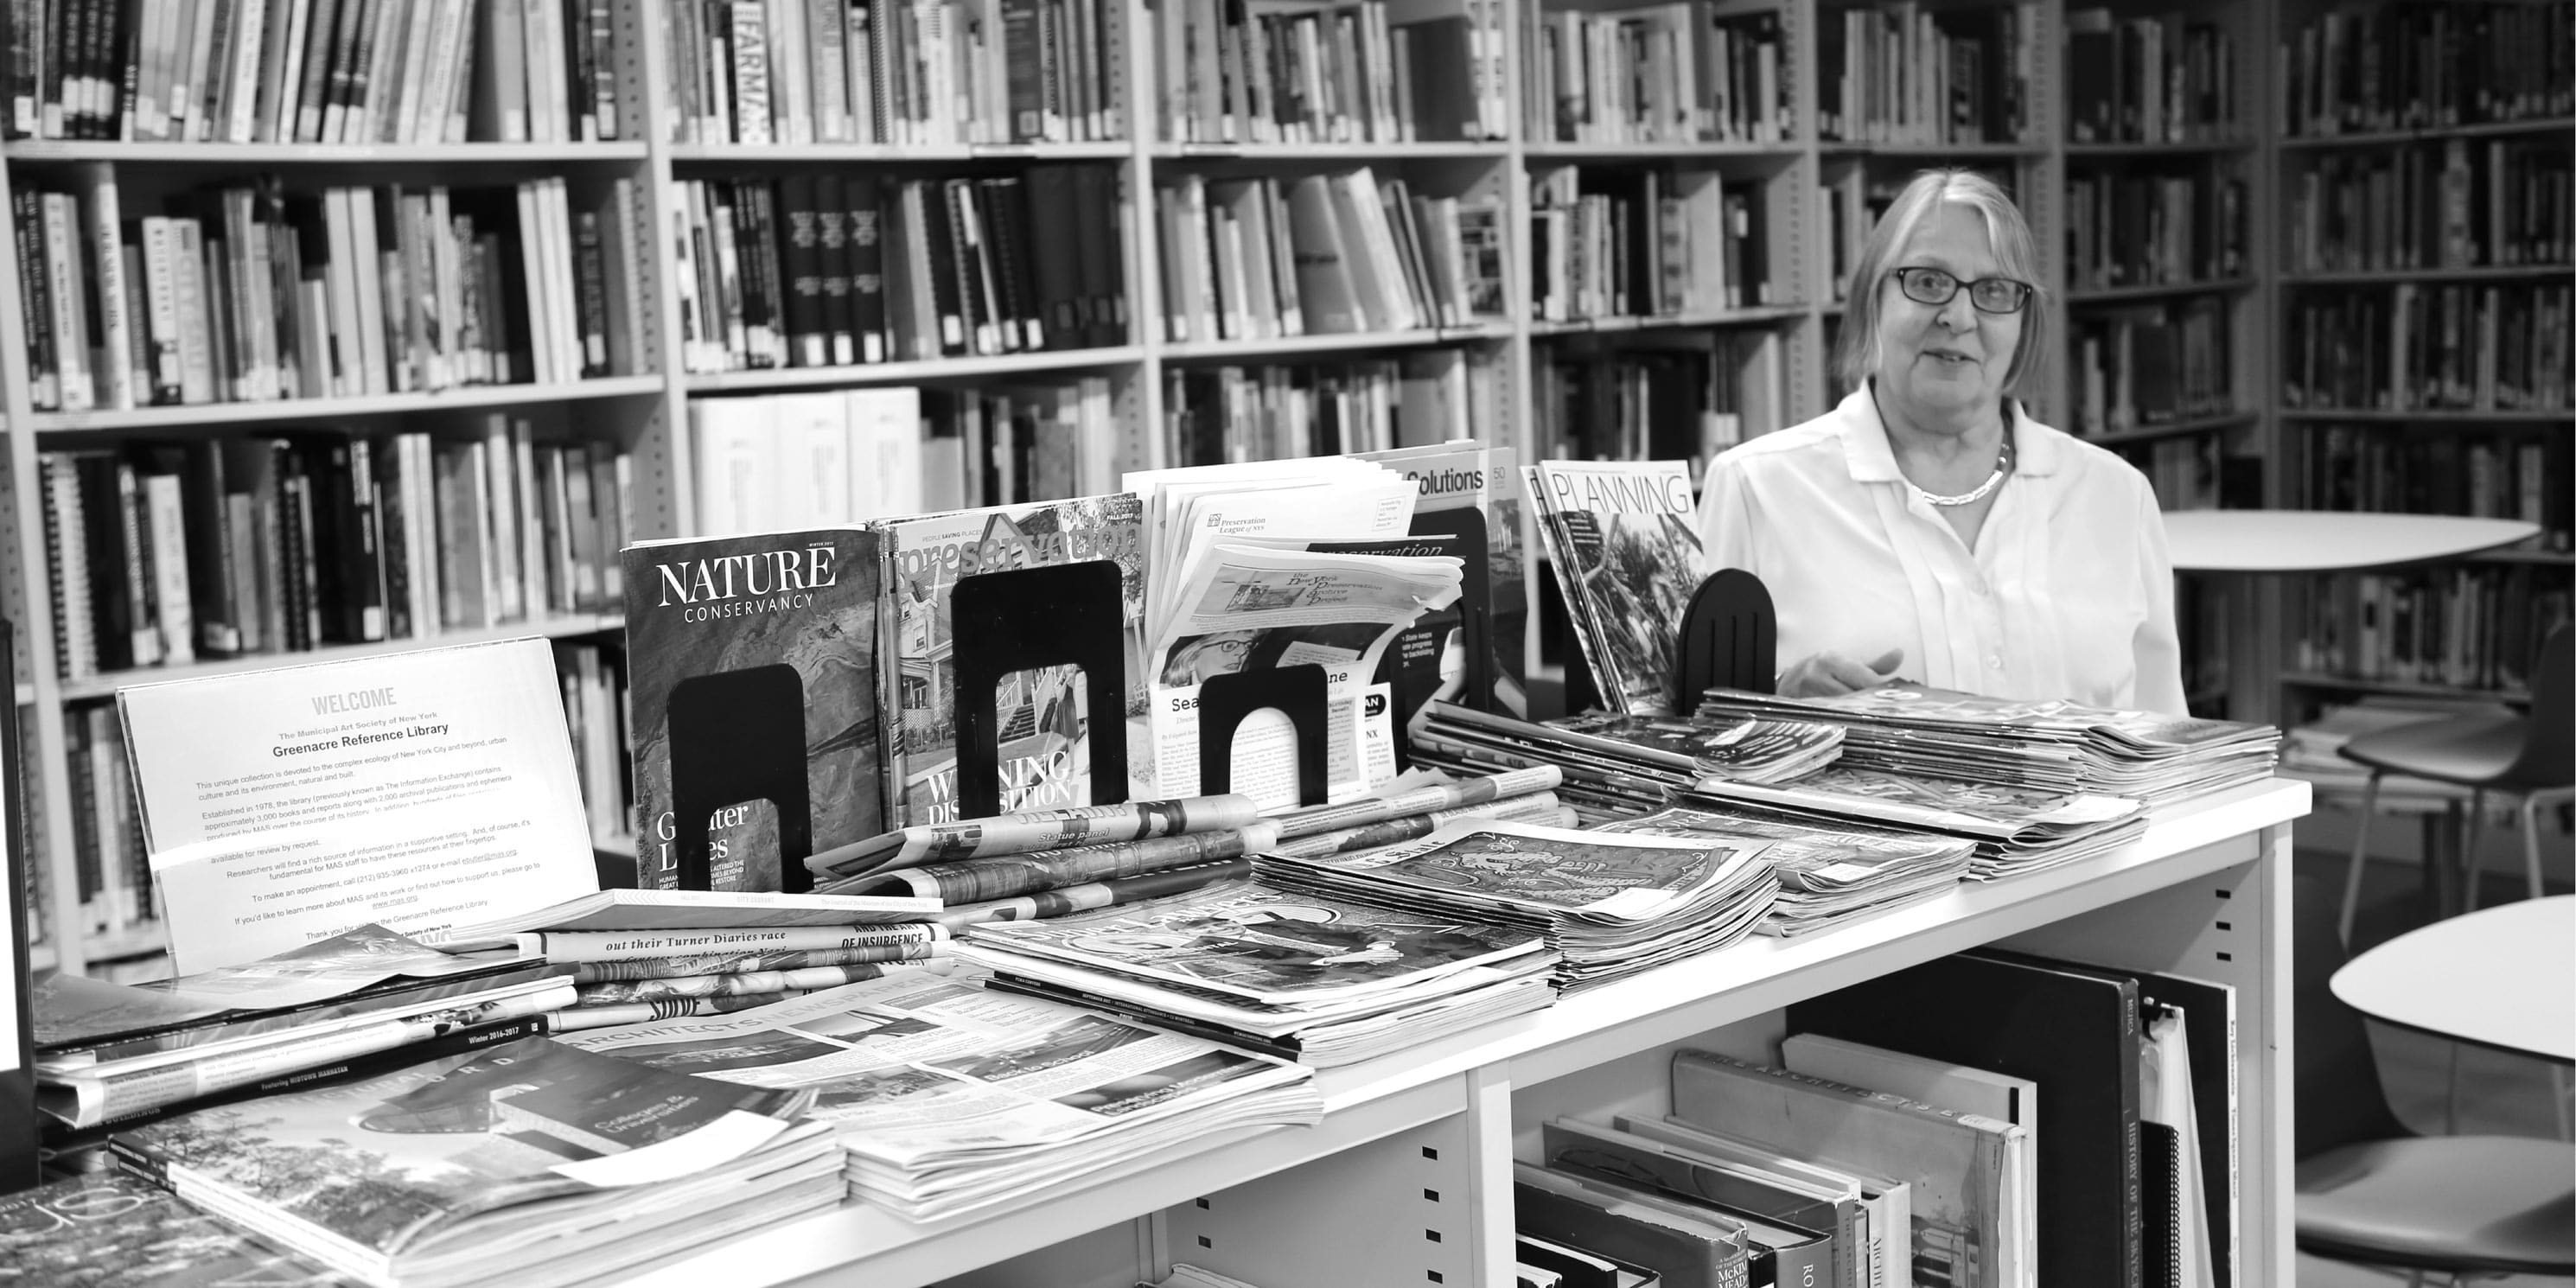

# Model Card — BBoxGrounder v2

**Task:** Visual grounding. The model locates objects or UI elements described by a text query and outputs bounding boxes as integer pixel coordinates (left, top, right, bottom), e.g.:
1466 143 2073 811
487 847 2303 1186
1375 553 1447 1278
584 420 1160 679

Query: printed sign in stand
1676 568 1778 707
1196 664 1331 808
951 560 1132 819
0 621 35 1194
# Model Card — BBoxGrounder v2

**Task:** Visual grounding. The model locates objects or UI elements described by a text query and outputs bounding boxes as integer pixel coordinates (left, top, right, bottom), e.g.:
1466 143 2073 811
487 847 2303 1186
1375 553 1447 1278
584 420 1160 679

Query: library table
2331 895 2576 1063
2159 510 2541 573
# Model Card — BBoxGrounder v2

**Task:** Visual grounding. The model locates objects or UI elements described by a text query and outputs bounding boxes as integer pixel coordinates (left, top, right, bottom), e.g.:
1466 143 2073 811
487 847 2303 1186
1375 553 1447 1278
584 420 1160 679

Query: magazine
1525 460 1706 716
1358 440 1531 717
1591 807 1976 934
0 1172 348 1285
623 526 886 891
876 495 1147 828
1545 711 1846 783
821 825 1279 902
807 794 1264 883
112 928 527 1013
958 878 1550 1004
1688 767 2143 840
1281 819 1763 926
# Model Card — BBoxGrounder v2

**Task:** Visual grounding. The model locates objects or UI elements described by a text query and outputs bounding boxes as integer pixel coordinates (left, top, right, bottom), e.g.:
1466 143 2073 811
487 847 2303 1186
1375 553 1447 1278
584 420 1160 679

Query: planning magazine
1525 460 1707 716
0 1172 348 1285
108 1036 836 1288
877 494 1147 828
623 526 885 891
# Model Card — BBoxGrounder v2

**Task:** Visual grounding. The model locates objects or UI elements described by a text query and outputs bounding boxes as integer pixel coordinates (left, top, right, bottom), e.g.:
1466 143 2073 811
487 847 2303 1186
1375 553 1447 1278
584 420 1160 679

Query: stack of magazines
1257 818 1779 990
956 878 1560 1067
1409 703 1846 823
1587 807 1978 934
421 889 946 1031
806 795 1273 928
1686 767 2147 880
1263 766 1577 861
1696 684 2280 804
33 927 577 1138
105 1036 842 1288
557 973 1323 1220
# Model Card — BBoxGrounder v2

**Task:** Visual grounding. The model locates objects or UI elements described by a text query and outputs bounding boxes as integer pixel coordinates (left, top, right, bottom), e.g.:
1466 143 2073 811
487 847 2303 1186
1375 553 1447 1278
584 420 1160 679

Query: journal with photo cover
1524 460 1706 717
624 526 884 892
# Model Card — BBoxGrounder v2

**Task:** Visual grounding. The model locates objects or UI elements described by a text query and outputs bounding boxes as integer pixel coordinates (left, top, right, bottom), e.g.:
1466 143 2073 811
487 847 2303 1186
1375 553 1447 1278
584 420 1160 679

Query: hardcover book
624 526 885 892
876 494 1145 828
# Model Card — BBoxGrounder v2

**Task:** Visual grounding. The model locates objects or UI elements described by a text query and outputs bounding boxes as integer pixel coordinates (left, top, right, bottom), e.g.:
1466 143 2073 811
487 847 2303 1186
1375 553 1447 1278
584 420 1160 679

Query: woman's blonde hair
1835 168 2050 397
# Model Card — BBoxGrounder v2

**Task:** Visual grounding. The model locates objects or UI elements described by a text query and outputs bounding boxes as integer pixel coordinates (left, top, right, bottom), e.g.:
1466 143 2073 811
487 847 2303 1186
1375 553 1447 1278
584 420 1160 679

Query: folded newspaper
804 794 1265 884
553 971 1322 1220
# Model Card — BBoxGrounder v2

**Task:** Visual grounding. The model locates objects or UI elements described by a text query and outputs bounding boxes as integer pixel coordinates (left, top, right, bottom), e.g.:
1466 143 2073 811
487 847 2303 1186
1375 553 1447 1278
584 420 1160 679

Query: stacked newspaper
1696 683 2280 804
107 1036 841 1288
437 889 947 1032
958 878 1560 1067
1258 818 1779 990
1685 766 2147 879
555 972 1323 1220
33 927 577 1135
1409 702 1847 823
807 794 1275 929
1263 765 1578 861
1588 806 1977 934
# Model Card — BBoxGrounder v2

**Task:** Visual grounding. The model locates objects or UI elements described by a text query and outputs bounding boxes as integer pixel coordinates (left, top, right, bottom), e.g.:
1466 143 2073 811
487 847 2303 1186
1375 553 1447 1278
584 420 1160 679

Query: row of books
1161 351 1494 468
677 165 1125 373
8 0 622 142
1817 1 2035 146
11 168 641 413
2070 298 2234 437
2294 564 2573 695
1533 335 1780 471
2298 425 2573 553
1816 169 1897 304
2065 169 2248 292
36 424 629 680
2286 140 2573 276
1157 168 1501 342
2063 7 2240 144
557 639 633 850
663 0 1127 146
2280 1 2573 138
688 382 1125 532
2282 283 2573 414
1521 5 1787 145
1156 0 1503 144
1529 166 1769 323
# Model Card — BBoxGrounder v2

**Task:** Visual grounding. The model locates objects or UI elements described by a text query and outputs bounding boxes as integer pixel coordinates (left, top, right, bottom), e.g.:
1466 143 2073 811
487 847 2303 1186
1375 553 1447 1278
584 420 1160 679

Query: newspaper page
807 794 1264 883
1147 545 1463 687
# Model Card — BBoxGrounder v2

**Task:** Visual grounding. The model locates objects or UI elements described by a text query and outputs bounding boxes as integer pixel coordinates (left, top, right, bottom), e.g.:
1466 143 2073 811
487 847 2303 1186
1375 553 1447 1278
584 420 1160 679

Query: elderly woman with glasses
1695 168 2187 715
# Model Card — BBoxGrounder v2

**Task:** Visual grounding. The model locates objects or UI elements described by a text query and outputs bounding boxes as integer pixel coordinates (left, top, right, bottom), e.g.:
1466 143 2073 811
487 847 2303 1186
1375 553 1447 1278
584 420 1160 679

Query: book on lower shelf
2062 8 2241 145
1161 353 1504 466
2278 2 2573 138
1155 0 1508 144
1521 3 1788 145
1815 2 2038 145
2282 283 2573 414
1527 165 1769 322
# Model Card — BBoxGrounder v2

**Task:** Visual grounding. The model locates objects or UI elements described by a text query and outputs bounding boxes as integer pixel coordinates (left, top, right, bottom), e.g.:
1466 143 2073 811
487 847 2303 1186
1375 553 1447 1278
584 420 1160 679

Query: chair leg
2458 789 2485 915
2340 772 2384 946
2521 794 2548 902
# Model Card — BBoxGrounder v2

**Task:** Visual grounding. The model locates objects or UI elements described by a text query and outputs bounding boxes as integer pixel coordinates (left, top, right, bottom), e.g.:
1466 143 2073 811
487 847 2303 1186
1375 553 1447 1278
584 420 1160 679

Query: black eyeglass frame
1887 266 2035 314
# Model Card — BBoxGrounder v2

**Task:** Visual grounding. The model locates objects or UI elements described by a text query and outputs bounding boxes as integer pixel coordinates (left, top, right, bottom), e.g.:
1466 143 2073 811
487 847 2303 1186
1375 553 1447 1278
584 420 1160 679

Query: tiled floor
2292 850 2573 1288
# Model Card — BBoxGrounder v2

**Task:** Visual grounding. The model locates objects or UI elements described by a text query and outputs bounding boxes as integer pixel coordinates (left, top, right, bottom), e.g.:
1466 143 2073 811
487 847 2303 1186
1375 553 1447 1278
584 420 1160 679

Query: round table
2332 896 2576 1062
2160 511 2542 573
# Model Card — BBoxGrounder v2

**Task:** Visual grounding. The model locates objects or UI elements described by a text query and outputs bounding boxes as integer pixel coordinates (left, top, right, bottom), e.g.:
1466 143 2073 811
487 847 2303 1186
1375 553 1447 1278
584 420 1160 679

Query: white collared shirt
1696 388 2190 716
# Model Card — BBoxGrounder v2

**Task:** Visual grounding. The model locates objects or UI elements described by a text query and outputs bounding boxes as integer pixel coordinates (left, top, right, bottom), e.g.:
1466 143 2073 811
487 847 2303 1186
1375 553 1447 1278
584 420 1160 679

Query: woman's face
1873 201 2024 430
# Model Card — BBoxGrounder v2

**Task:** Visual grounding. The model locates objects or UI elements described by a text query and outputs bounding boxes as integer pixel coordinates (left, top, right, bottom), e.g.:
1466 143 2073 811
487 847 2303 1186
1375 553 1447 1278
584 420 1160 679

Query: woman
1697 169 2187 716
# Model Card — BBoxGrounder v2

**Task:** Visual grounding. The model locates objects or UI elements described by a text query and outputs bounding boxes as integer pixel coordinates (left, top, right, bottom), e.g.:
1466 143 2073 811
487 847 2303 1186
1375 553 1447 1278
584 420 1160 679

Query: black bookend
1410 508 1495 712
1676 568 1777 709
952 561 1130 819
667 664 813 893
0 621 36 1193
1196 664 1330 807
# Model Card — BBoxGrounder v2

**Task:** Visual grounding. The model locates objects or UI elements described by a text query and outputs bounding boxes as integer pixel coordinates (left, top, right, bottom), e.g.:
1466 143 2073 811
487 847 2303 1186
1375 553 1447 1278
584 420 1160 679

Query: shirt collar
1837 383 2061 482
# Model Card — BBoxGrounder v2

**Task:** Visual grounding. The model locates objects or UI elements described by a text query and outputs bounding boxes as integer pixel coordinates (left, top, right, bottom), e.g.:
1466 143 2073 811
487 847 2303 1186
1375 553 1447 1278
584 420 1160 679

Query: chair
2337 624 2573 943
2292 876 2576 1282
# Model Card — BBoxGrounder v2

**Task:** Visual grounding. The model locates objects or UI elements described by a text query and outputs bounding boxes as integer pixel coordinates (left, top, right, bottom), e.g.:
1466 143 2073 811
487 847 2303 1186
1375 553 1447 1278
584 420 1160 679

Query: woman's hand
1777 648 1906 698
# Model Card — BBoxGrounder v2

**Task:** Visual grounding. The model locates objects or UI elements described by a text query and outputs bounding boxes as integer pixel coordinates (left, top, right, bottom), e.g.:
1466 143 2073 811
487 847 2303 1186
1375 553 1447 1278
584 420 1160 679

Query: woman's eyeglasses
1889 266 2033 314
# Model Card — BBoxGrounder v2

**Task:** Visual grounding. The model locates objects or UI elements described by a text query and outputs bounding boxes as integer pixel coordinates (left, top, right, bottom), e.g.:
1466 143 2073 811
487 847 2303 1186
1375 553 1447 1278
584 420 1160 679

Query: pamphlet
119 639 601 972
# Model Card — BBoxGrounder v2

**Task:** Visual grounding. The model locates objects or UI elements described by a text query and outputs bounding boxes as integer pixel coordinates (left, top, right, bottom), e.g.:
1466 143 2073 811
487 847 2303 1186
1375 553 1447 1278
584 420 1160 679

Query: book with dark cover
876 495 1145 827
2125 969 2239 1288
919 177 968 356
1070 164 1124 345
777 173 828 367
1788 948 2143 1288
845 171 886 363
624 526 885 891
1515 1164 1753 1288
814 174 856 365
1023 164 1084 348
0 1172 347 1285
1543 1120 1839 1288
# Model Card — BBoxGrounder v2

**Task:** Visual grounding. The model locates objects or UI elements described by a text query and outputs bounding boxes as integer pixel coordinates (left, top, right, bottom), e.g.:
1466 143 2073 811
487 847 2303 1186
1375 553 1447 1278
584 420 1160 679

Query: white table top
2332 896 2576 1062
2162 511 2542 573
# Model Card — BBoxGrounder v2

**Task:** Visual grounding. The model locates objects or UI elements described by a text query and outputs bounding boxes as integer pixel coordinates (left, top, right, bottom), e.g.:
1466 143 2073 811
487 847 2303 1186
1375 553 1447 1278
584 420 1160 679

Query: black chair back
2293 875 2411 1158
2503 624 2573 788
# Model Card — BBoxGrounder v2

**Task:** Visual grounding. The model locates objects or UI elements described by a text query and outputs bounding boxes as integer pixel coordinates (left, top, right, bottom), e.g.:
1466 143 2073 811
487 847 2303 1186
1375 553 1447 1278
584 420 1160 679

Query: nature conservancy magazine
0 1172 346 1285
624 527 885 892
1524 460 1706 716
958 878 1550 1004
555 972 1320 1218
877 495 1147 828
109 1036 834 1288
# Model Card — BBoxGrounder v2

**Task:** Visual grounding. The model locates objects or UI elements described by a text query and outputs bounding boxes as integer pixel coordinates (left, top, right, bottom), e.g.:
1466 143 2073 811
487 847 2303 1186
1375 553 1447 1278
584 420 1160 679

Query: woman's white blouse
1696 388 2190 717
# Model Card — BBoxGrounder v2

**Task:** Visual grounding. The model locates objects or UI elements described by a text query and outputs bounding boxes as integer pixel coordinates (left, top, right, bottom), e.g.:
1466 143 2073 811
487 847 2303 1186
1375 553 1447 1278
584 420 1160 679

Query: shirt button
1986 654 2004 671
1973 578 1992 596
